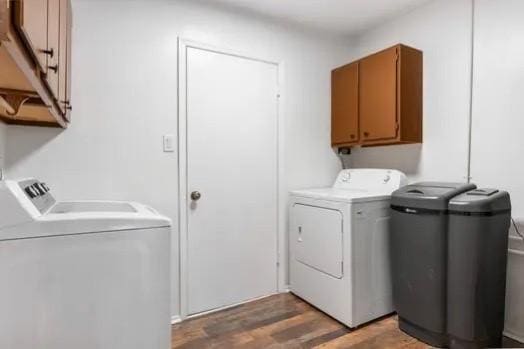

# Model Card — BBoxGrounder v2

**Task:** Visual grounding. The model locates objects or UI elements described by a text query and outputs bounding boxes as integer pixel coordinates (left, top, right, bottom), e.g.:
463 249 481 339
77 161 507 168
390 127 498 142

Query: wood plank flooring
172 293 524 348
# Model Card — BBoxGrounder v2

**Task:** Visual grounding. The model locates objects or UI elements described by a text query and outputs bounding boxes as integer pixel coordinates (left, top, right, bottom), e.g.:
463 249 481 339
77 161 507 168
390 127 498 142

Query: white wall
349 0 473 183
4 0 353 317
471 0 524 233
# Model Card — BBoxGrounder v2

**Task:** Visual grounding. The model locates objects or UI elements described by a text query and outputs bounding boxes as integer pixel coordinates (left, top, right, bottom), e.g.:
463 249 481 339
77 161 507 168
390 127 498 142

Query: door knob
190 191 201 201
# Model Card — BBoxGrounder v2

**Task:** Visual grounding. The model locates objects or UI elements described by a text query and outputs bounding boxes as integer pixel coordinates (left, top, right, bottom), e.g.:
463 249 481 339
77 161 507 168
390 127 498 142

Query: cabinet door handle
61 100 72 111
48 64 59 73
62 101 73 110
350 134 356 139
363 132 370 137
41 48 54 57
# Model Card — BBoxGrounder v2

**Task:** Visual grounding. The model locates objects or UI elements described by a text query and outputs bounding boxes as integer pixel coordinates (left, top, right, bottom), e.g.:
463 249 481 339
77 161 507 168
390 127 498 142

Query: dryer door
292 204 344 278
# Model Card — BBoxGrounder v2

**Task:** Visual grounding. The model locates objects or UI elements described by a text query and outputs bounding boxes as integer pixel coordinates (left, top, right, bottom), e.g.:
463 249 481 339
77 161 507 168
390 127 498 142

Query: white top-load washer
0 178 171 349
289 168 407 328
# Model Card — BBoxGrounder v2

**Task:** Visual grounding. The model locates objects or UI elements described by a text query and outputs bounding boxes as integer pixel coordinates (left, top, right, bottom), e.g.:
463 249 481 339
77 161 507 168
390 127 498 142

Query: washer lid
290 188 393 203
0 201 171 241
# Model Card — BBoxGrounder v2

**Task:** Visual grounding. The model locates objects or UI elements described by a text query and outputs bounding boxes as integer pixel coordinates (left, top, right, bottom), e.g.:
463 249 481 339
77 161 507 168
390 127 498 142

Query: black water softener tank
447 188 511 349
390 182 476 347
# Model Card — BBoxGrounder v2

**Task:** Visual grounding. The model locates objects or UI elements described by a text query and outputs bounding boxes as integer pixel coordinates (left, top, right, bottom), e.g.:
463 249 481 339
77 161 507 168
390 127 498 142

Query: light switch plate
163 135 175 152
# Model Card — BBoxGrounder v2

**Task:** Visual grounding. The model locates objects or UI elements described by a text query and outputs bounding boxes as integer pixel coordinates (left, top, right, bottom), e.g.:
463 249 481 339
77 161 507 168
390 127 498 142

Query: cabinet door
14 0 49 73
332 62 359 145
58 0 67 113
64 0 72 120
47 0 60 99
359 46 398 142
1 1 8 40
57 0 71 119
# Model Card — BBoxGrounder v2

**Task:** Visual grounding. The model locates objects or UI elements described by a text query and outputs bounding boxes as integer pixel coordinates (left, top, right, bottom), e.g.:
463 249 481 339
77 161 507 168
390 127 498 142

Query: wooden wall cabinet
332 44 422 148
0 0 72 127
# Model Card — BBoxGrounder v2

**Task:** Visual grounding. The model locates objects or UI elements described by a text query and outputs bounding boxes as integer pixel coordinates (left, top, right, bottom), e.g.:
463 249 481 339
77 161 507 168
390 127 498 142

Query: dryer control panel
334 169 407 192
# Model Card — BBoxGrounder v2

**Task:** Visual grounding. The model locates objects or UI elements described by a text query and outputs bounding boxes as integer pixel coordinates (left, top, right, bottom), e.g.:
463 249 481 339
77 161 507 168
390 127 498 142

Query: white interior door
185 46 279 315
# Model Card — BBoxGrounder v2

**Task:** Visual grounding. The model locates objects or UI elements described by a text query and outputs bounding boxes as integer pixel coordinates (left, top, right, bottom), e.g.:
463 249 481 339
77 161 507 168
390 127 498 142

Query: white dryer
289 168 406 328
0 178 171 349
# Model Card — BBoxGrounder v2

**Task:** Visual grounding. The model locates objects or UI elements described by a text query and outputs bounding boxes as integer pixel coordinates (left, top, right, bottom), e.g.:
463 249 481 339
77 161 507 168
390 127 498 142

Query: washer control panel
19 179 55 214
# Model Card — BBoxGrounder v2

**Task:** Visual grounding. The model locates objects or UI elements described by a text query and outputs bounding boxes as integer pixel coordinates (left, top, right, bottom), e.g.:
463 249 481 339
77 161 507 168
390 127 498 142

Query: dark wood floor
172 293 524 348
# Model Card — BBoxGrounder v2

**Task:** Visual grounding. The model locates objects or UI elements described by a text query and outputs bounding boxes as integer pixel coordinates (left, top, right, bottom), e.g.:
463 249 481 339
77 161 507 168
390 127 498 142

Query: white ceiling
201 0 432 36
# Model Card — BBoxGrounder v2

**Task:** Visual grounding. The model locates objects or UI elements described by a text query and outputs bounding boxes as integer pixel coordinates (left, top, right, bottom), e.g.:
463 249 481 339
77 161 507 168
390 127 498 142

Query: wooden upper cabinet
14 0 49 73
331 44 422 147
359 46 398 142
0 0 72 127
332 62 359 145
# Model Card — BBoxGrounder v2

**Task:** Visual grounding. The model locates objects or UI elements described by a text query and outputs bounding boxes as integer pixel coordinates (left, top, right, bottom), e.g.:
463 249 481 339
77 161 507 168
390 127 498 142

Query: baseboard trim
187 293 277 320
174 291 290 324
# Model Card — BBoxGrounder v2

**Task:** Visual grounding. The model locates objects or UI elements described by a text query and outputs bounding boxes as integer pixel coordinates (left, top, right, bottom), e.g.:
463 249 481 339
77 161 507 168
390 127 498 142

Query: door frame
177 38 286 320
